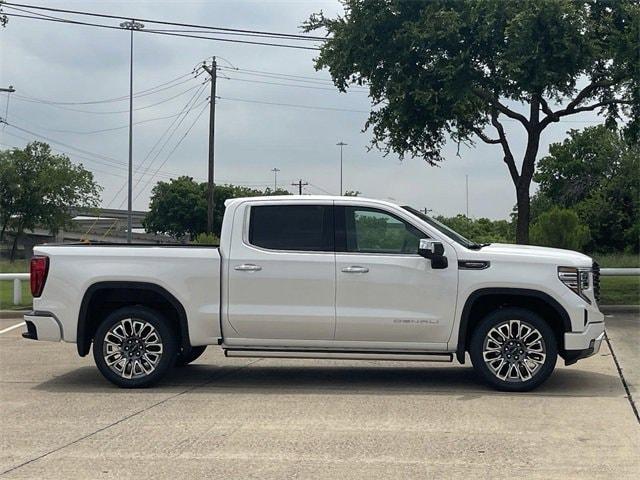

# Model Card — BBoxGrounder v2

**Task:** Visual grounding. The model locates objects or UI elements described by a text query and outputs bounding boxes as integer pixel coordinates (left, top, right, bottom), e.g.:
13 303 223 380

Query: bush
435 215 515 244
530 207 590 251
192 233 219 245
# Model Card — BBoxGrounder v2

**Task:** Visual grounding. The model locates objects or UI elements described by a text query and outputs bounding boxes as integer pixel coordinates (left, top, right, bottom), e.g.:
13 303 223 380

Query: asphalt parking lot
1 312 638 479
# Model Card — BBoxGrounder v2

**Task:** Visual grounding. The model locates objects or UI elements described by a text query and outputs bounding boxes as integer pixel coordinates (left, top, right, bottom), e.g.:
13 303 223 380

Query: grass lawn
593 253 639 305
599 276 640 305
0 259 32 310
593 253 640 268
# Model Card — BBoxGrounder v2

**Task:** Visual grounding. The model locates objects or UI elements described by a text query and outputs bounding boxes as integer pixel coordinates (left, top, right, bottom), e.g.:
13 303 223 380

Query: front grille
592 261 600 303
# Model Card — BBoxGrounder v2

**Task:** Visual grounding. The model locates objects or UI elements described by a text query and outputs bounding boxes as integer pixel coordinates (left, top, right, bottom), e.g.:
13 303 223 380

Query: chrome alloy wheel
482 319 547 383
102 318 163 379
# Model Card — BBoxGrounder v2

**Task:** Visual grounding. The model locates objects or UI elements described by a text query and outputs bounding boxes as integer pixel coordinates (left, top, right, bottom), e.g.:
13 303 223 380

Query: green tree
532 125 639 252
530 207 591 251
143 176 207 240
0 1 7 28
0 142 101 260
305 0 638 244
144 177 290 239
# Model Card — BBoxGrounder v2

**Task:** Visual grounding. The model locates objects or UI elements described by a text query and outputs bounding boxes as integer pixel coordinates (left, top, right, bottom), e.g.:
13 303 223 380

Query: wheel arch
455 288 571 363
77 281 190 357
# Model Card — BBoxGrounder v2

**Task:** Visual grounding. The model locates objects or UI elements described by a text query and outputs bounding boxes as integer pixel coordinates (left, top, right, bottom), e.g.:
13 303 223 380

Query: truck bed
32 244 222 347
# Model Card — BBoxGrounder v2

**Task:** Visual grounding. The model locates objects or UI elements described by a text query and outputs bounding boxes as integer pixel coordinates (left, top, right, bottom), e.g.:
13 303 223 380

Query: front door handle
341 266 369 274
234 264 262 272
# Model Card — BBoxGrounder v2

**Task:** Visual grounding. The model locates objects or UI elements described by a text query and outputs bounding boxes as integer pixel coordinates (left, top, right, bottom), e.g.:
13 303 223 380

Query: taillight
30 256 49 297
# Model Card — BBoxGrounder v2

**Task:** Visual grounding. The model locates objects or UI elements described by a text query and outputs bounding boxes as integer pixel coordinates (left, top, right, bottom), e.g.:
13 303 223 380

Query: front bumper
562 321 605 366
22 312 62 342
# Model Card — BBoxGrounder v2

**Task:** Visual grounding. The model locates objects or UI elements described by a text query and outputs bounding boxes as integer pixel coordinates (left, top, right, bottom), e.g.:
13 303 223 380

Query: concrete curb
0 310 29 319
600 305 640 314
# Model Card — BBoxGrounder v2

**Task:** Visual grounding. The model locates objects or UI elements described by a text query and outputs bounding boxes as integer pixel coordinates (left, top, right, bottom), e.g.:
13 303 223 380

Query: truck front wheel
93 306 177 388
469 307 558 392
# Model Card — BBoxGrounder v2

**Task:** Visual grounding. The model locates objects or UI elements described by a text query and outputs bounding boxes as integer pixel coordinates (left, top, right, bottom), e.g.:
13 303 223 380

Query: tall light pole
271 168 280 191
465 174 469 218
336 141 347 195
120 19 144 243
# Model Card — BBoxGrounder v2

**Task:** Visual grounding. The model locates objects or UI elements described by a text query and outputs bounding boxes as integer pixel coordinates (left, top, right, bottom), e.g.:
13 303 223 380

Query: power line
220 75 368 93
218 65 368 89
13 82 206 114
307 182 335 195
3 2 327 41
1 128 186 181
130 102 209 206
104 83 209 207
7 101 208 135
13 73 196 106
217 96 369 114
2 9 321 50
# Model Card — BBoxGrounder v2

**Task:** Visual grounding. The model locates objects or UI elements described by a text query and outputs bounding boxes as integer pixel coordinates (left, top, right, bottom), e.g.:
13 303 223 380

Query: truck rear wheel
93 306 177 388
469 307 557 392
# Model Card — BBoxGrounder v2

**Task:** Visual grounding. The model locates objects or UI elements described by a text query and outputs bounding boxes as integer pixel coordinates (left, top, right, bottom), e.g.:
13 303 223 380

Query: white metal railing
600 268 640 276
0 273 30 306
1 268 639 307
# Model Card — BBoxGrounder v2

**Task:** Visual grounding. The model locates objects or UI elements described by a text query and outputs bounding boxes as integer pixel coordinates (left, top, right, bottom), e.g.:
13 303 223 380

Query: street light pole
465 174 469 218
120 20 144 243
271 168 281 191
336 141 347 195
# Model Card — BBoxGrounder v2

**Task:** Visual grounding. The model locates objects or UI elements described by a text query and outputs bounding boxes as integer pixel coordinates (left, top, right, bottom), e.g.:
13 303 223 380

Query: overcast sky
0 0 606 219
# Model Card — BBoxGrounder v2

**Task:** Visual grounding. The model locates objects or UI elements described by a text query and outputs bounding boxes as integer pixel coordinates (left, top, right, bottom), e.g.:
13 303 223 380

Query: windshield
401 206 482 249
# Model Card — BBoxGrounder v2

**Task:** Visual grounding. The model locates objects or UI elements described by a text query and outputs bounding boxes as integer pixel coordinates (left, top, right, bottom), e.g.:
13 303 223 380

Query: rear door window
249 205 334 252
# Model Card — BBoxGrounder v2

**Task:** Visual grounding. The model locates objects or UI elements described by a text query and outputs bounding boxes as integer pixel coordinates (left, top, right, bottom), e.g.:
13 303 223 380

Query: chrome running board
224 349 453 362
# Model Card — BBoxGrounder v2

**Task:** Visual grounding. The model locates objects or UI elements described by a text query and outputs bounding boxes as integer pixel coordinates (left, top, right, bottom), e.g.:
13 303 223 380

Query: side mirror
418 239 444 258
418 239 448 269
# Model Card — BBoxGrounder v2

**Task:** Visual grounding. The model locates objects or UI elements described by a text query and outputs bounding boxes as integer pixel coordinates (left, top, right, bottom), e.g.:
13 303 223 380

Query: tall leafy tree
0 142 101 260
143 176 208 240
305 0 638 243
533 125 639 252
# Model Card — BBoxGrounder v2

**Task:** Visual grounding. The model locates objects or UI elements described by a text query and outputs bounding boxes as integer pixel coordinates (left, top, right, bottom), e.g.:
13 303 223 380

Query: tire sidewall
470 307 558 392
93 306 177 388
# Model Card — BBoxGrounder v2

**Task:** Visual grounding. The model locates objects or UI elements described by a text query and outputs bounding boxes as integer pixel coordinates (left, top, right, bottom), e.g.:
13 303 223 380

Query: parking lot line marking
0 322 26 335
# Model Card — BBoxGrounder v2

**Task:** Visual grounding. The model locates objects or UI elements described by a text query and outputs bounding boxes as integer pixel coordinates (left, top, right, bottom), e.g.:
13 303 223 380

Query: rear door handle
234 264 262 272
341 266 369 274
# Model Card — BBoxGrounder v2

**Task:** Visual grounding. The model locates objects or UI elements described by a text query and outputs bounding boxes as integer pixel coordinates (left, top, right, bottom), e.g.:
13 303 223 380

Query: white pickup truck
23 195 604 391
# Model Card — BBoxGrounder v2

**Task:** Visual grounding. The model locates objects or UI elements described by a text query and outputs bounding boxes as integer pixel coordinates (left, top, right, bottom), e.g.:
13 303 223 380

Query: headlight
558 266 592 304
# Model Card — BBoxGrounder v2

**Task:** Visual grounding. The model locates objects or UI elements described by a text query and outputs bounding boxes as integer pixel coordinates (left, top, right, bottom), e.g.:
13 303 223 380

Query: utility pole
336 141 347 195
465 174 469 218
271 168 281 191
1 86 15 143
120 20 144 243
291 179 308 195
421 207 432 215
202 57 217 234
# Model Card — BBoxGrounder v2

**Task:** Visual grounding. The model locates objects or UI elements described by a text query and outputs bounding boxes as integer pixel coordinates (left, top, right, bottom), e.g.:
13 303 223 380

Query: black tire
469 307 558 392
176 345 207 367
93 306 178 388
